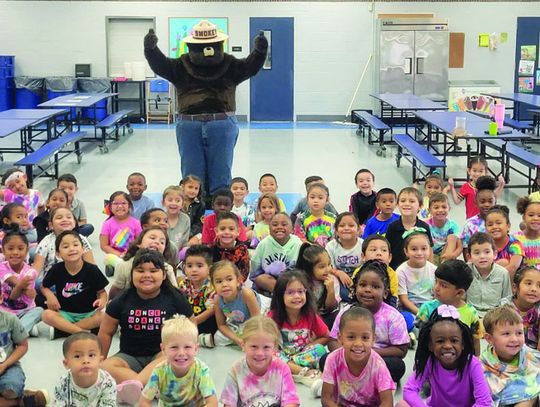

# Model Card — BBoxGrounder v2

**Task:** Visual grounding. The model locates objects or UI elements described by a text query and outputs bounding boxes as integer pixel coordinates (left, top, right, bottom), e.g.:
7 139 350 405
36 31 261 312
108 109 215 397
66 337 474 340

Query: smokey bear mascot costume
144 20 268 198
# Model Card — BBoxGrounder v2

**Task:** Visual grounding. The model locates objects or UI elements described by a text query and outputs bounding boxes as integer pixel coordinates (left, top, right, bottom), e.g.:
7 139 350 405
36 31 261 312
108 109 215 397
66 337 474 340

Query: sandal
293 367 321 387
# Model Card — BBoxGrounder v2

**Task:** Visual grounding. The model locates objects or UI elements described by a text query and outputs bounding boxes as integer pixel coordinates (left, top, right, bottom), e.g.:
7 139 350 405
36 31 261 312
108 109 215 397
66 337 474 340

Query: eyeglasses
285 288 307 296
112 202 129 207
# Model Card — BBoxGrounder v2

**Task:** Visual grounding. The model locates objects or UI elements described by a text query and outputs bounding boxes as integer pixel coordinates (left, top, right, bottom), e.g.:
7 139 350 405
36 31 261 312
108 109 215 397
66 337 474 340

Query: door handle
405 58 412 75
416 57 424 74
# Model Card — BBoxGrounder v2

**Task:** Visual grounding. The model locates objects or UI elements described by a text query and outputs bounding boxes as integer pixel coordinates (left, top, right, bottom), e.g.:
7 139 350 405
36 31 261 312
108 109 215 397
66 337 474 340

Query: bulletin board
168 18 229 58
514 17 540 119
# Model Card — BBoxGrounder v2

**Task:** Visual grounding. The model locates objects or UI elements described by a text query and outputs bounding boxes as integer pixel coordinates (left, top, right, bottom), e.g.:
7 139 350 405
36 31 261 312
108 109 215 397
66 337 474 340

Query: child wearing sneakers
481 305 540 407
140 315 217 407
0 308 48 406
52 332 116 406
414 260 482 355
57 174 94 237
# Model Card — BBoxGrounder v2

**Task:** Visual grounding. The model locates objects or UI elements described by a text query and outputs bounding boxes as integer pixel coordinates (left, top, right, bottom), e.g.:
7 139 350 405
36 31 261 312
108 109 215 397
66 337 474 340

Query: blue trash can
77 78 111 121
0 77 14 112
45 77 77 119
14 77 44 109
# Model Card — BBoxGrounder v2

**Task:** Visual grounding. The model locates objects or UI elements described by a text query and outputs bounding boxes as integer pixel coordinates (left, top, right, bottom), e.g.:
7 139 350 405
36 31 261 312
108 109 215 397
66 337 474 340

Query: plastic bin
0 66 14 78
77 78 111 121
0 56 15 67
0 88 13 112
14 77 43 109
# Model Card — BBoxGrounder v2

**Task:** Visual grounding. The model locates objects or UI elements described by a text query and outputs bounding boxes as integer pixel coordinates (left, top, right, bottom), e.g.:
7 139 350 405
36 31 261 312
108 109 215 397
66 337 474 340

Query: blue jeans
18 307 43 333
176 116 239 195
0 363 25 397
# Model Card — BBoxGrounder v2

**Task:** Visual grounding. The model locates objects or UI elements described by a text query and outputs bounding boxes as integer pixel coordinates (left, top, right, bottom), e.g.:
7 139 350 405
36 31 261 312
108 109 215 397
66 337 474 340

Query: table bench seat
353 110 391 153
393 133 446 182
95 109 133 153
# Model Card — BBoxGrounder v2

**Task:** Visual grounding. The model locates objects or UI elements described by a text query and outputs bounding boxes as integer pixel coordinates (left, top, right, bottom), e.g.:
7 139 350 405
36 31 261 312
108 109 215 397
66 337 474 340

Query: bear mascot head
184 20 228 67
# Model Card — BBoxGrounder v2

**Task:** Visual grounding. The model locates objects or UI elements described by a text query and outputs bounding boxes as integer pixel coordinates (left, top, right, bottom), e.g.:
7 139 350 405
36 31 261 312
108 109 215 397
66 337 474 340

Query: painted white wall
0 1 538 117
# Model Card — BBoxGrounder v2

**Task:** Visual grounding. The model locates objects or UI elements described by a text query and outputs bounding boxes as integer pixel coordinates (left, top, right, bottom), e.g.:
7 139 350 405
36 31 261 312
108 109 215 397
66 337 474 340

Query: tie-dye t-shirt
330 303 409 348
426 218 460 255
502 296 539 350
142 359 216 407
481 345 540 406
396 261 437 308
322 348 395 407
512 231 540 269
495 235 524 262
2 188 44 223
294 210 336 248
100 216 141 253
460 215 486 248
220 357 299 407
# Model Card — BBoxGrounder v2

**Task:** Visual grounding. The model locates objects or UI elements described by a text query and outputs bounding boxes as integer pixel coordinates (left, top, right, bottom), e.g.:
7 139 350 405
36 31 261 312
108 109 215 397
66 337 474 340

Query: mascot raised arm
144 20 268 198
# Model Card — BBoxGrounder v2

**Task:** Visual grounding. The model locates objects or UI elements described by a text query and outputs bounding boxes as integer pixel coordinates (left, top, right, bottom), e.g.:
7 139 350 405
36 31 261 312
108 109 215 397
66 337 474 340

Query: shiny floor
9 121 530 405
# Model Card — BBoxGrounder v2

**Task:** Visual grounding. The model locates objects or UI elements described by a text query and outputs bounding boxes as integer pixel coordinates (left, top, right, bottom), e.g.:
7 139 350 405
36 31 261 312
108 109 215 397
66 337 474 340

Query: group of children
0 158 537 406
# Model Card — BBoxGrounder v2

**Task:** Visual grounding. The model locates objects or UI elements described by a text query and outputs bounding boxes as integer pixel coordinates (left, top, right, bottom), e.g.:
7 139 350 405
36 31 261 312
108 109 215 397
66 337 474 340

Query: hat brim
183 32 228 44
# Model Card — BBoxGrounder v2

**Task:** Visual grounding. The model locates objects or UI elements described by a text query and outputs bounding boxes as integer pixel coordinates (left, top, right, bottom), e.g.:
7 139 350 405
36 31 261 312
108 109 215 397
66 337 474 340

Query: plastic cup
489 122 498 136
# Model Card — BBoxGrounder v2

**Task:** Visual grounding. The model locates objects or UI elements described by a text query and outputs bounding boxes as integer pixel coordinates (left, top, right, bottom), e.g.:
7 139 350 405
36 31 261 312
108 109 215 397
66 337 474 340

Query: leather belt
179 112 235 122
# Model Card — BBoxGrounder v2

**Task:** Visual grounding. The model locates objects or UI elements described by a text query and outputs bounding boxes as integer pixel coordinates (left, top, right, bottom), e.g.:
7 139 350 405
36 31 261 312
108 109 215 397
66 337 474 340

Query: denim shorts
59 309 96 323
0 363 25 397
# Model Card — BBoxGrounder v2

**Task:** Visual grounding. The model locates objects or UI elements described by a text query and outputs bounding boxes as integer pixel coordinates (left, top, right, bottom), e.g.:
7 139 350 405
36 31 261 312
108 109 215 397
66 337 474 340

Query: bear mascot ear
187 42 224 67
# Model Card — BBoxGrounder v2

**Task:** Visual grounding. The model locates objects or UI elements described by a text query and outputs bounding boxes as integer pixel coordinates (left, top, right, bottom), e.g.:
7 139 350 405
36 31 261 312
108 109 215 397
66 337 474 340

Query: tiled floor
6 121 531 405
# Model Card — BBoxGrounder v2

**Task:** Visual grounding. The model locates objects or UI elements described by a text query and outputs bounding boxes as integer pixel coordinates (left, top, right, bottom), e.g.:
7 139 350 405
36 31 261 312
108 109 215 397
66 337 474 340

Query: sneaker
198 333 215 348
117 379 143 405
49 327 69 341
105 265 114 277
29 325 39 337
310 378 323 398
21 389 49 407
293 368 321 388
409 332 417 349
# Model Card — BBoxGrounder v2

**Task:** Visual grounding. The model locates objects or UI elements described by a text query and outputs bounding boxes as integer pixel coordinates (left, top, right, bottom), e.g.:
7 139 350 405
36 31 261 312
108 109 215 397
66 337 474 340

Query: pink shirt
201 213 247 245
100 216 141 253
322 348 395 407
0 261 38 312
459 182 478 219
330 303 409 348
220 357 299 407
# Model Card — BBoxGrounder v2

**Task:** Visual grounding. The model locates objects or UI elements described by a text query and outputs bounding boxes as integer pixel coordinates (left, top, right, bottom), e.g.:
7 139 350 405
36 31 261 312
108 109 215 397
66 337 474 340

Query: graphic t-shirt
177 278 215 316
426 218 460 255
220 357 299 407
42 262 108 313
52 369 116 407
325 238 363 276
100 216 141 253
0 262 38 312
106 288 192 356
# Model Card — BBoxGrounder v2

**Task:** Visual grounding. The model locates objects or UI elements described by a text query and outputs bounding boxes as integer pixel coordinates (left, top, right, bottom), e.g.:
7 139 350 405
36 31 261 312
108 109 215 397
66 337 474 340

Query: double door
379 30 448 100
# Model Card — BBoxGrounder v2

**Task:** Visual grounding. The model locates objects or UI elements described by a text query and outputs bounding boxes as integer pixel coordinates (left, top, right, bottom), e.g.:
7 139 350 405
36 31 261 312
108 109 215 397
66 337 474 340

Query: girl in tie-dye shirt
514 195 540 269
220 316 300 407
294 183 336 248
100 191 142 267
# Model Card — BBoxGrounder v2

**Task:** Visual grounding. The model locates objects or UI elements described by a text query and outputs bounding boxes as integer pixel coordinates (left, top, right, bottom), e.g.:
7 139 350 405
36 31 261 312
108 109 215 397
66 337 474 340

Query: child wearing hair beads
268 271 329 387
481 305 540 406
396 228 437 315
485 205 524 277
296 243 341 328
322 306 395 407
328 260 409 384
139 315 217 407
398 304 491 407
99 191 142 268
0 168 44 225
501 266 540 350
414 260 482 355
386 187 433 270
252 192 280 247
221 316 300 407
162 185 191 250
180 175 205 246
448 156 505 219
294 183 336 248
204 260 260 348
514 195 540 270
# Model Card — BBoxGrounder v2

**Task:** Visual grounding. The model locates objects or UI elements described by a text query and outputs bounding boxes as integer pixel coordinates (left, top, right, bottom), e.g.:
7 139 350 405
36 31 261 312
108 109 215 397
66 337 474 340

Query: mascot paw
254 32 268 53
144 28 158 50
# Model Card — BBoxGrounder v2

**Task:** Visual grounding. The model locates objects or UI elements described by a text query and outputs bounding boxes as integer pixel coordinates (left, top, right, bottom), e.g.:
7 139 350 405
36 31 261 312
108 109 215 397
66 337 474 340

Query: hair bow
437 304 460 320
401 227 427 240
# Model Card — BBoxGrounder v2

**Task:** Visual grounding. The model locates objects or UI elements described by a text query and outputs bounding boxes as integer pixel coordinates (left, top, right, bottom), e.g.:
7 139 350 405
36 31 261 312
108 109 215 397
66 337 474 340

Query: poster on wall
520 45 537 61
536 70 540 86
519 60 535 76
168 17 228 58
518 77 534 93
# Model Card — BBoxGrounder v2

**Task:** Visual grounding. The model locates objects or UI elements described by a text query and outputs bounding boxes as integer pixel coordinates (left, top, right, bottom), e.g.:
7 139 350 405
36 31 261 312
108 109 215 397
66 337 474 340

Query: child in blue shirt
426 193 461 265
363 188 399 238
